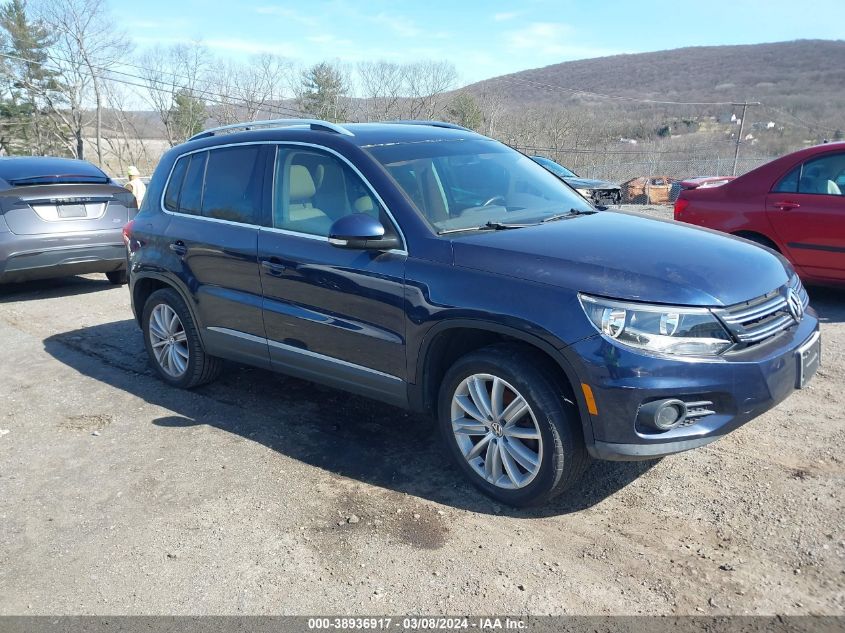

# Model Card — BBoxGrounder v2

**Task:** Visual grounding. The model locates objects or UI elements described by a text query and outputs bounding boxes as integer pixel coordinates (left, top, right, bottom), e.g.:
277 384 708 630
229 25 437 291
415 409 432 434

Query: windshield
531 156 577 178
367 139 593 233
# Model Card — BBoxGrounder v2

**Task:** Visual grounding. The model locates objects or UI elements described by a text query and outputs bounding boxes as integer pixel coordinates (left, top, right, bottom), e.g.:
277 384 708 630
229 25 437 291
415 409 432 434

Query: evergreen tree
298 62 348 122
0 0 63 155
170 89 206 142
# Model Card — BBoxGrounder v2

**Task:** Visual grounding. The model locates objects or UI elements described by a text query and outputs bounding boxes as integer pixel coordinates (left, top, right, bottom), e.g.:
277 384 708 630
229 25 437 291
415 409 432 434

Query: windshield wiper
438 221 531 235
541 208 597 223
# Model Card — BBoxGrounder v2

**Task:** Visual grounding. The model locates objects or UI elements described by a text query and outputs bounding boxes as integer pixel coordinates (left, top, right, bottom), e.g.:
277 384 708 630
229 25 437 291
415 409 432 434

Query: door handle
169 241 187 256
261 259 286 276
773 200 800 211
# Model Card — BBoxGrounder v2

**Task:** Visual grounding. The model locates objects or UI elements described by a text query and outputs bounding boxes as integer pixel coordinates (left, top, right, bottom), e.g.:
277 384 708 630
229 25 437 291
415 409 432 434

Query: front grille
715 276 809 346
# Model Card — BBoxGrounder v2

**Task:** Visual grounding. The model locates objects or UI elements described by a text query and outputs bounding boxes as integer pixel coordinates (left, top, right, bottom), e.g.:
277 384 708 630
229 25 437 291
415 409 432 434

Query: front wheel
438 344 588 507
141 288 221 388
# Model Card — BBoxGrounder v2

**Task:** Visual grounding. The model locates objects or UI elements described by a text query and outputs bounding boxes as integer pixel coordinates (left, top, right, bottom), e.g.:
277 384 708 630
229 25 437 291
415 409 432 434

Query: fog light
638 398 688 431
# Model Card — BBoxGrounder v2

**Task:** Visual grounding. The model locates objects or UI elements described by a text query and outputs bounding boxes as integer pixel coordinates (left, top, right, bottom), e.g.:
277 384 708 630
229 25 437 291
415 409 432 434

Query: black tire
106 269 128 285
437 343 588 507
141 288 222 389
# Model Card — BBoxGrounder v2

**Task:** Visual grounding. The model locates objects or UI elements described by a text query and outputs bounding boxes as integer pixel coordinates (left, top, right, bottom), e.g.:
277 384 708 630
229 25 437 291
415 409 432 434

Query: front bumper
565 309 820 460
0 230 125 283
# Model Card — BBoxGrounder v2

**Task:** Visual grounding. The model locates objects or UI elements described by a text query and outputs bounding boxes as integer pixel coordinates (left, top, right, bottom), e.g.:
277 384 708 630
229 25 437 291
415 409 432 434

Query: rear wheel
106 269 128 285
142 288 221 388
438 344 588 507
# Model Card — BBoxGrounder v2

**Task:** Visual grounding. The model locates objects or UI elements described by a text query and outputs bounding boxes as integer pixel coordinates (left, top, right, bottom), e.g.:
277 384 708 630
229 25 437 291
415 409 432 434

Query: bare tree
356 60 407 121
39 0 131 164
100 79 149 174
210 53 292 124
138 43 209 146
405 60 457 119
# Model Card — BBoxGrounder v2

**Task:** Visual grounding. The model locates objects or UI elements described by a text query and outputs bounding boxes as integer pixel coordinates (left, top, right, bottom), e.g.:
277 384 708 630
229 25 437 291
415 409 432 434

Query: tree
356 60 407 121
139 43 210 146
405 60 457 119
39 0 131 164
297 62 348 122
0 0 61 155
170 89 206 141
447 91 482 131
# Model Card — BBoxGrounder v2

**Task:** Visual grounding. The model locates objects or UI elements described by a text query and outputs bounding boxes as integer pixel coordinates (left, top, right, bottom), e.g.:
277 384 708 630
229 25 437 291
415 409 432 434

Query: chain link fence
516 146 778 204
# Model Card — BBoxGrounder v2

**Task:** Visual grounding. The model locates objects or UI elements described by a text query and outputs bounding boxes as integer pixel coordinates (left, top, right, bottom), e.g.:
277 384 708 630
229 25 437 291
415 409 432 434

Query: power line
0 49 308 120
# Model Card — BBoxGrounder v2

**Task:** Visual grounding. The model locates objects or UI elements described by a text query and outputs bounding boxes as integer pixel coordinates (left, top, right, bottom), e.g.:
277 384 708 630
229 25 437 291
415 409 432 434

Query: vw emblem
786 288 804 322
490 421 504 437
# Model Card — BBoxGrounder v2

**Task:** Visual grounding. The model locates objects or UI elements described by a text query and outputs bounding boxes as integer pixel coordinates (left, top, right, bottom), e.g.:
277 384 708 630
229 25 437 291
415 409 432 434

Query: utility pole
732 101 760 176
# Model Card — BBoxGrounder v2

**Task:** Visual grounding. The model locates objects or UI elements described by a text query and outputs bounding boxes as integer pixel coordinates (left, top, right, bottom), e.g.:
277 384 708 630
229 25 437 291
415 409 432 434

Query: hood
450 211 790 307
564 177 620 190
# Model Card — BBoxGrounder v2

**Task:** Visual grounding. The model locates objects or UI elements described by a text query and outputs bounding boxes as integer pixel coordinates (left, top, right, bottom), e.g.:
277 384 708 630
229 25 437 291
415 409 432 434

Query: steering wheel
481 195 506 207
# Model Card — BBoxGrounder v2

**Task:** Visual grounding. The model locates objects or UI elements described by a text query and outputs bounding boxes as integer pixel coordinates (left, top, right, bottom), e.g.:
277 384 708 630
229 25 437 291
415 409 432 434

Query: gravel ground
0 206 843 615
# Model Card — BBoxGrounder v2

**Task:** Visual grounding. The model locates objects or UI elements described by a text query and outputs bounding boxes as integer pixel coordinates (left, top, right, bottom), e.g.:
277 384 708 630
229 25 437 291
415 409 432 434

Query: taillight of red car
674 197 690 220
123 219 142 253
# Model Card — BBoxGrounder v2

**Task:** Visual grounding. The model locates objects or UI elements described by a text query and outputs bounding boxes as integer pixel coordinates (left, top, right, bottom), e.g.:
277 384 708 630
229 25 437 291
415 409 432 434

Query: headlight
575 188 593 199
579 294 733 356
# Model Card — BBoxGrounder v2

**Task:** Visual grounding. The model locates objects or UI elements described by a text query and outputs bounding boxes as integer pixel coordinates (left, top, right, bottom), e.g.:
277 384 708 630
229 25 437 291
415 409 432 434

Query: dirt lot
0 207 843 616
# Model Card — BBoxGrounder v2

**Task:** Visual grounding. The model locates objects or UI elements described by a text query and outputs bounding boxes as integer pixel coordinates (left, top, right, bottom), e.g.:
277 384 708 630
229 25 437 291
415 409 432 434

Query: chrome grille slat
716 275 808 347
735 314 795 343
721 295 787 324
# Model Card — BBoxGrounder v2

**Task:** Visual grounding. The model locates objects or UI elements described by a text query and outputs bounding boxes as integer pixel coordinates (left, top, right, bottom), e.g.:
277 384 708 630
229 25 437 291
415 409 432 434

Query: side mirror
328 213 400 250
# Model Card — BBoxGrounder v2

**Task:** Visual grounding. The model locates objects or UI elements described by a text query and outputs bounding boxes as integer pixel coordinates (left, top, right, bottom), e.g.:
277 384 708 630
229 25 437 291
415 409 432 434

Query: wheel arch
131 273 205 348
411 319 594 446
731 230 781 252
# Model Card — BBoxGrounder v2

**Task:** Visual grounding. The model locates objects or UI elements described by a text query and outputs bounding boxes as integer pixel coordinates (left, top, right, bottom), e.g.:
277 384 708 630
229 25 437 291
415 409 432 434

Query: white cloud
203 38 299 57
255 6 318 27
506 22 617 59
369 12 421 38
493 11 522 22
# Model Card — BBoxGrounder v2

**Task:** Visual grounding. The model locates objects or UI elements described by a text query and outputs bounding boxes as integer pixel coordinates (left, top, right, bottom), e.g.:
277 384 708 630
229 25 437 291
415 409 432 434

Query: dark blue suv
126 119 821 506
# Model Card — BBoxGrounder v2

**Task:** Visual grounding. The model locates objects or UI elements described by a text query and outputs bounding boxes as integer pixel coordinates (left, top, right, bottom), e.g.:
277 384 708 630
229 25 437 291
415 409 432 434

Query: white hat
127 165 140 177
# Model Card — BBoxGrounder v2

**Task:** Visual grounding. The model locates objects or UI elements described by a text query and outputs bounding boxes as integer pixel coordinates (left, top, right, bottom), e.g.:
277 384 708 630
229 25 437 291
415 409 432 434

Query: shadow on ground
807 285 845 324
0 275 117 304
43 319 654 518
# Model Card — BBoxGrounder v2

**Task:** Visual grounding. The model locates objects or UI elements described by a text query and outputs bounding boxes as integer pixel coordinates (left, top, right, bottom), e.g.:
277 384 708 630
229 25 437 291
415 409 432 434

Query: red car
675 142 845 286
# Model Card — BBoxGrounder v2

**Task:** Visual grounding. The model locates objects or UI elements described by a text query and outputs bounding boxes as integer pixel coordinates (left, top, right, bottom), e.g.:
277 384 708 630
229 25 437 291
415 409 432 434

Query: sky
120 0 845 86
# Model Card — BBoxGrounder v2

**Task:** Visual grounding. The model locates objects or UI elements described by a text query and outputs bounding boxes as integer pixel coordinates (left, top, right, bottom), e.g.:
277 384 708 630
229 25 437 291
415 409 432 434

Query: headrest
354 195 375 213
289 165 316 201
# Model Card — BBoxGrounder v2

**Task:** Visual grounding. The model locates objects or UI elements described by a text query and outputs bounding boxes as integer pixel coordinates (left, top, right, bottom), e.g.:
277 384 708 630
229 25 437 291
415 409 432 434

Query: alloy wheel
450 373 543 489
148 303 189 378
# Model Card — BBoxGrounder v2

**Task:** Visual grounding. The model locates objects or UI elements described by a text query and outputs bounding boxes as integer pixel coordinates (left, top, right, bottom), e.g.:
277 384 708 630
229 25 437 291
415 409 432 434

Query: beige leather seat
281 165 333 234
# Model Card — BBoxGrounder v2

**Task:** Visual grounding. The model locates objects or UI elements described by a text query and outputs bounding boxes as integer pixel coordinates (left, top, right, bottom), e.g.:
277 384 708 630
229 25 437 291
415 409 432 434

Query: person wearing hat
125 165 146 208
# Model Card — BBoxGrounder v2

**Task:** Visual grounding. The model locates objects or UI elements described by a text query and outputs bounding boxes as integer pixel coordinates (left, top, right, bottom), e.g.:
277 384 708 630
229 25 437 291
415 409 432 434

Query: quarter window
179 152 207 216
201 145 265 224
773 165 800 193
163 155 188 212
272 147 397 240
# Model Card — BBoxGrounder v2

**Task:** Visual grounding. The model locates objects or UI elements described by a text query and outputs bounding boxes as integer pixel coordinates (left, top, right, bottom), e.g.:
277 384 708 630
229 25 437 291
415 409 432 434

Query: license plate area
796 331 821 389
57 204 87 218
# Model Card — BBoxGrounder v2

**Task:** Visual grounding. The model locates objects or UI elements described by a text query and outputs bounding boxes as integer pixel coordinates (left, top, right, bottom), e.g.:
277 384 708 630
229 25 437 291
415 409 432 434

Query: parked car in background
622 176 677 205
670 176 736 203
126 119 818 506
0 157 137 285
675 142 845 286
530 156 621 205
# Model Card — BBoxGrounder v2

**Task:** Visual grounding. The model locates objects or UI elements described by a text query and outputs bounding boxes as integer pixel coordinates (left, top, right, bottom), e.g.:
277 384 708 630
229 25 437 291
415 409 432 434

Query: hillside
465 40 845 124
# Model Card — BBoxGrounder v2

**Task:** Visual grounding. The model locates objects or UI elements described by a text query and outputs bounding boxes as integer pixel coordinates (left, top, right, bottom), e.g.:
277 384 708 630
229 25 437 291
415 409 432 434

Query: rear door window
201 145 265 224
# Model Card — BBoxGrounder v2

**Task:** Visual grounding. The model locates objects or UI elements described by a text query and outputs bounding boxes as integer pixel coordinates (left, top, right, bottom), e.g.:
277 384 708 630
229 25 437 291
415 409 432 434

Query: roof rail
388 120 473 132
188 118 355 141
